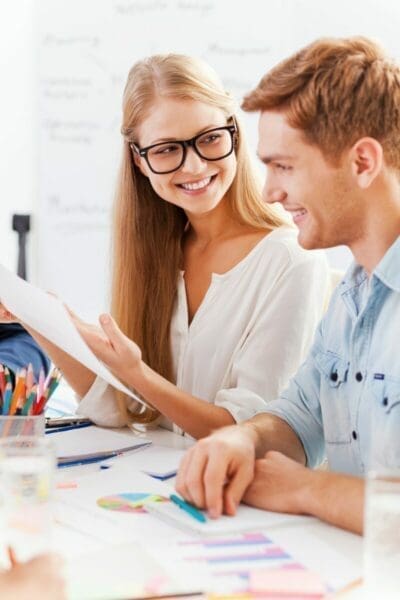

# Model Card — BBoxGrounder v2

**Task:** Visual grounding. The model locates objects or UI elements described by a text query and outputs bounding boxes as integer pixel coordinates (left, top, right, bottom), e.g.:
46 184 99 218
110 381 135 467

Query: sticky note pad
249 567 326 596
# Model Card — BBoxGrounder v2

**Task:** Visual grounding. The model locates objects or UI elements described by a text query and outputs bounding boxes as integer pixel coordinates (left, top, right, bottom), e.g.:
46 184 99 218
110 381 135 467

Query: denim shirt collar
373 235 400 293
341 235 400 294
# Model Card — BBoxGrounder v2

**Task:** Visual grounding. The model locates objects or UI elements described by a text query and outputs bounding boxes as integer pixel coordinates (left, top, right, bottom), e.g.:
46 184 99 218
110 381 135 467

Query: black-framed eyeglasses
130 120 238 175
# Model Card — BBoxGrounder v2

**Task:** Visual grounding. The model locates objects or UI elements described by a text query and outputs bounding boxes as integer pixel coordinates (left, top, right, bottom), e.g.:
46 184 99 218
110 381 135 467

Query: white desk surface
52 426 364 599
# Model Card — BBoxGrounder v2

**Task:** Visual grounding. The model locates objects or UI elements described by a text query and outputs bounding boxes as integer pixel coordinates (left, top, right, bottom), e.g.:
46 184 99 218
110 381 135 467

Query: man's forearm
304 470 365 534
241 413 306 464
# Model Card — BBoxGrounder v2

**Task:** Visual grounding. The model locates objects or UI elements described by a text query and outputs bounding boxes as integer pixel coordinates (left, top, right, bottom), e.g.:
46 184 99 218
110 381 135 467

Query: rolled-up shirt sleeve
77 376 140 427
214 254 329 427
263 324 326 468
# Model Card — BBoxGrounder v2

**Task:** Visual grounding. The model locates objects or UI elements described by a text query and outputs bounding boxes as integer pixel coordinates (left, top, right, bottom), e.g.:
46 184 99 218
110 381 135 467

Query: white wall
4 1 400 289
0 0 36 274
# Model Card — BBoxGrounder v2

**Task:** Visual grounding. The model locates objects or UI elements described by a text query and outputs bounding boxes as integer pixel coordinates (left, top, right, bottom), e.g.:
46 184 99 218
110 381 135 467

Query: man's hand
243 451 313 514
175 424 257 518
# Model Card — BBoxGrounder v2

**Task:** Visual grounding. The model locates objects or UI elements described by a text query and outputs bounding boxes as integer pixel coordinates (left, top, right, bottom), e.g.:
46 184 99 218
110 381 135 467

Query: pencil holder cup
0 414 45 438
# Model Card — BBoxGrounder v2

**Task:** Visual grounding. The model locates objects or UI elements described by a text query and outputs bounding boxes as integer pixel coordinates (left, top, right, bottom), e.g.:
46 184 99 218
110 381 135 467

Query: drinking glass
364 470 400 599
0 436 55 566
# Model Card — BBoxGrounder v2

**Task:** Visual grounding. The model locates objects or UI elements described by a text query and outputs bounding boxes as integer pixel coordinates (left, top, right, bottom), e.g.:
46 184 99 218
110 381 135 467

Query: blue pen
46 422 93 435
170 493 207 523
57 441 151 468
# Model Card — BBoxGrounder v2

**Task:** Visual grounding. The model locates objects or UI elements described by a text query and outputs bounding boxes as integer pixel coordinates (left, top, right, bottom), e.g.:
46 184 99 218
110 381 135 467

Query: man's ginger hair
242 37 400 168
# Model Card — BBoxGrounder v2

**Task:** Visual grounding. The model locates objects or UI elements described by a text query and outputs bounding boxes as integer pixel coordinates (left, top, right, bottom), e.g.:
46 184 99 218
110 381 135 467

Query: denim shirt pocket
372 378 400 414
315 351 351 444
370 377 400 469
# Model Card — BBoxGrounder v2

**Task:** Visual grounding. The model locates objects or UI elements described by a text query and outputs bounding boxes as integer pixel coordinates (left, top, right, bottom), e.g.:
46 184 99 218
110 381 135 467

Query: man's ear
350 137 383 188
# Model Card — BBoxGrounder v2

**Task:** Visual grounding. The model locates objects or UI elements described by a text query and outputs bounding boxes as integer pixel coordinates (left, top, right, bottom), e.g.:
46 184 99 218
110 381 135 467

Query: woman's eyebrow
149 123 226 145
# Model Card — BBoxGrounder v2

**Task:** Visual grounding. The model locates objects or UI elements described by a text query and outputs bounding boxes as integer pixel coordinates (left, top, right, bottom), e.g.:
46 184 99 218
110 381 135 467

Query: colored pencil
0 364 5 396
0 363 62 417
2 383 12 415
9 368 26 415
22 385 38 416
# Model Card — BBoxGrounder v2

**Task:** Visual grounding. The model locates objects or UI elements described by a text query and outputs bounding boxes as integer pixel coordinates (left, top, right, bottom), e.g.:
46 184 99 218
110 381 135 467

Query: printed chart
97 493 168 514
147 531 328 597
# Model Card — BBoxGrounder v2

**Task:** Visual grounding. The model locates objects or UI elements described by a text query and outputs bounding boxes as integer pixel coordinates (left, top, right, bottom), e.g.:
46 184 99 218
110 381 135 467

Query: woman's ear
130 143 149 178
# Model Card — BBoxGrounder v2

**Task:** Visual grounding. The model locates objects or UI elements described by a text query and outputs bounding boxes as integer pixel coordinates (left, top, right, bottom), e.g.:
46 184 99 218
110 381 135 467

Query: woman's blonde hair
112 54 286 425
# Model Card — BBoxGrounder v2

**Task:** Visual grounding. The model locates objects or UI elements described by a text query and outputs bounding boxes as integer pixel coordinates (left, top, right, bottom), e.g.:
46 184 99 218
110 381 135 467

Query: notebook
51 425 151 465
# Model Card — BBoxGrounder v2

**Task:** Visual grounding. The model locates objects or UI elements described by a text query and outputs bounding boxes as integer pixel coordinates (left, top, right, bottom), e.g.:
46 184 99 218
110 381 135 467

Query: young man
175 37 400 535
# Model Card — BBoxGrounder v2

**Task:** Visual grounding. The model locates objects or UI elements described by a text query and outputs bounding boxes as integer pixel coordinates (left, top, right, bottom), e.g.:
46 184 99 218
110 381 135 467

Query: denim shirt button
352 430 358 440
330 371 338 382
355 372 363 382
382 397 389 407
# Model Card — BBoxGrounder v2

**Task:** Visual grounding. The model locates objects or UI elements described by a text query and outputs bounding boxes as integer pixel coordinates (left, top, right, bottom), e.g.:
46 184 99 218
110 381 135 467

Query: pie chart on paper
97 492 168 513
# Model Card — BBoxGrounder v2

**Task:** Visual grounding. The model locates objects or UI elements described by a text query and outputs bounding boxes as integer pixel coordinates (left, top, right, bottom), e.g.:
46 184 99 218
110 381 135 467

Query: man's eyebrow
257 153 295 165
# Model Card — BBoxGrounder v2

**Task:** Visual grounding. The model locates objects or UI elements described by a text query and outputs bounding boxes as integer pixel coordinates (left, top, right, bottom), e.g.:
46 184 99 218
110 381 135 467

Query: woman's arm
73 249 330 437
0 305 95 397
81 314 236 437
27 327 95 396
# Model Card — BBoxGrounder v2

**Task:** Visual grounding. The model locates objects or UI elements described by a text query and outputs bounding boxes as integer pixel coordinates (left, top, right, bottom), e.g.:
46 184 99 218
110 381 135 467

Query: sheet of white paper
108 445 185 478
54 468 177 544
270 520 363 591
0 264 147 405
65 542 195 600
50 425 151 459
146 498 315 536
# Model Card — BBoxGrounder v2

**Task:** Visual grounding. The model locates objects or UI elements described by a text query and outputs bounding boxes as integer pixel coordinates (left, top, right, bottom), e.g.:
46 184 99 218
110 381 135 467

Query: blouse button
383 397 389 407
352 430 358 440
330 372 338 382
355 372 363 382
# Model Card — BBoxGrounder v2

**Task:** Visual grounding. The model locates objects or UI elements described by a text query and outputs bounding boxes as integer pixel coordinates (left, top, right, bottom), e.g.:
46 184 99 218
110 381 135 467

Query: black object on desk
12 214 31 280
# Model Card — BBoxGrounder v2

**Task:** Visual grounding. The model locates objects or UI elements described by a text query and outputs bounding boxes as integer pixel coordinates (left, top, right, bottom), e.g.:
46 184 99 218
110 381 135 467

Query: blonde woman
1 55 329 438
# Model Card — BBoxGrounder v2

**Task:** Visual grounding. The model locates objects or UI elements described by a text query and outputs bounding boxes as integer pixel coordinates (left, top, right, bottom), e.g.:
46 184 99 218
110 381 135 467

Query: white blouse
77 227 330 434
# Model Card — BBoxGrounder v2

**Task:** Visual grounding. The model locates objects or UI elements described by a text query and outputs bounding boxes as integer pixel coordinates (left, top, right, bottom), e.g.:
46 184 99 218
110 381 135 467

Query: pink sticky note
56 481 78 489
250 568 326 597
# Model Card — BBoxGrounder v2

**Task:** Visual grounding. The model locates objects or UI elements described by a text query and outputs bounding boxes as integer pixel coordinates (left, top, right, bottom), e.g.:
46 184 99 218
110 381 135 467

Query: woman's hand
0 553 66 600
0 304 18 323
70 310 142 385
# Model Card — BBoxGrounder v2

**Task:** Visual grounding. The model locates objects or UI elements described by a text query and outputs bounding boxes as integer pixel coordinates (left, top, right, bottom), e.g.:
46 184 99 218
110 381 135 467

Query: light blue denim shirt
265 235 400 476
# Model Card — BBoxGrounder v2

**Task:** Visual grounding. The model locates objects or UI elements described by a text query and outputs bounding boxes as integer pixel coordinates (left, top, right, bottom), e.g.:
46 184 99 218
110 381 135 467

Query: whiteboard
36 0 400 319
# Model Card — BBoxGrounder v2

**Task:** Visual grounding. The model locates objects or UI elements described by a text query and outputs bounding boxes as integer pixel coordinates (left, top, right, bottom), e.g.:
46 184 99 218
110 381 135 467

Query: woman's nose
179 146 208 174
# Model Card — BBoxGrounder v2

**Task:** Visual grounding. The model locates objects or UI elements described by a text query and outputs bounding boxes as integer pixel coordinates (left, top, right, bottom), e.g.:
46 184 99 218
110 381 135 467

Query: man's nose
263 180 287 205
